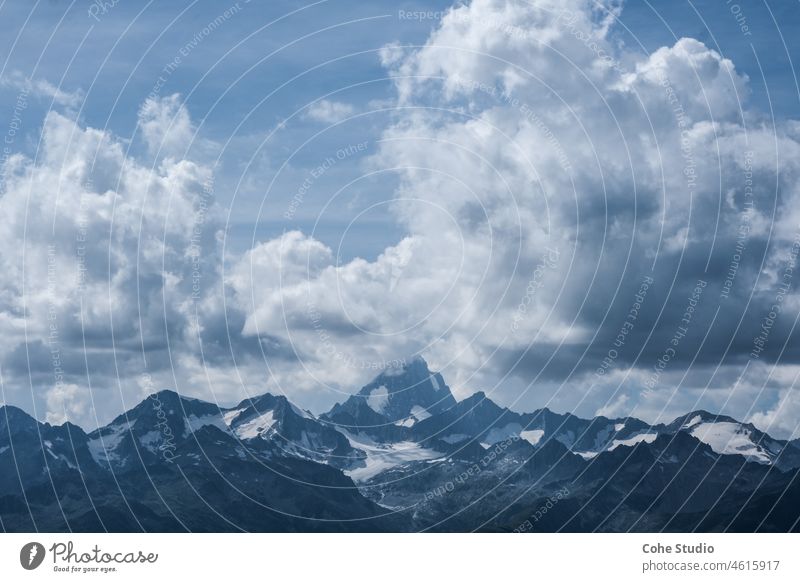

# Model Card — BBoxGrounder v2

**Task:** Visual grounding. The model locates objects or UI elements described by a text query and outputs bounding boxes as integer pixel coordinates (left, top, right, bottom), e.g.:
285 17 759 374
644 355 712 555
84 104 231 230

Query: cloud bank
2 0 800 439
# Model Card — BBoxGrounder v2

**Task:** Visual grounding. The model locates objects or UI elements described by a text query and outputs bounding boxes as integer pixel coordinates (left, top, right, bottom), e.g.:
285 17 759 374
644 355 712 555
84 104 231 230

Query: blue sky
2 0 800 437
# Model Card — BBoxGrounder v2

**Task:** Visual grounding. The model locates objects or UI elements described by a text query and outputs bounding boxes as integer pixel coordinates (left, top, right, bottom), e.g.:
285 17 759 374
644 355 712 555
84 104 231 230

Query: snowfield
690 422 771 464
341 432 443 481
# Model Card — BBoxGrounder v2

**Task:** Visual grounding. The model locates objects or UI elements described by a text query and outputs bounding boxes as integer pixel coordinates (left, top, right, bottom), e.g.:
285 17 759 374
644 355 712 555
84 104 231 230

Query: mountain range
2 356 799 532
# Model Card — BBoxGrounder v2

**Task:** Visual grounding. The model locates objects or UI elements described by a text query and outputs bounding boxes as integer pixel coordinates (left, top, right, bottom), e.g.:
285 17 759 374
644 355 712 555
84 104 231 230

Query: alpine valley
2 358 799 532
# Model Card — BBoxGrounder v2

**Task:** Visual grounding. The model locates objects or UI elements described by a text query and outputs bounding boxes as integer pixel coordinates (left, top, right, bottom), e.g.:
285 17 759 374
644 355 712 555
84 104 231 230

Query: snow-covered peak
224 394 292 440
665 411 794 466
689 421 772 464
348 357 457 423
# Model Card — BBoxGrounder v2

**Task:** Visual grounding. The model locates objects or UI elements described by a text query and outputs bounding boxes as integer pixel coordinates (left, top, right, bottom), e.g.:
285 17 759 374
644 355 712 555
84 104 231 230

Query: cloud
138 94 196 159
595 393 629 419
227 0 800 436
0 71 84 110
228 230 447 390
747 365 800 439
0 102 230 426
44 383 92 426
3 0 800 438
303 99 356 123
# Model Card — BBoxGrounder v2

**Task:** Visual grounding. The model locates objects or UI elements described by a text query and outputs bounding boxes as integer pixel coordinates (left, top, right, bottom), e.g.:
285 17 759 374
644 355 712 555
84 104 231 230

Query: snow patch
366 386 390 414
184 414 228 436
395 405 432 427
614 423 625 431
683 415 702 429
520 429 545 446
88 421 133 464
235 410 277 439
690 422 771 464
44 442 58 460
441 433 470 444
222 408 245 426
138 430 162 452
607 432 657 451
410 405 431 422
342 431 442 481
483 423 523 445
